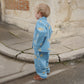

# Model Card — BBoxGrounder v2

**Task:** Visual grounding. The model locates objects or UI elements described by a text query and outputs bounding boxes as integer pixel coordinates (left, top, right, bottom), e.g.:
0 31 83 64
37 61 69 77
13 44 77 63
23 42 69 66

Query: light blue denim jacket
32 17 53 52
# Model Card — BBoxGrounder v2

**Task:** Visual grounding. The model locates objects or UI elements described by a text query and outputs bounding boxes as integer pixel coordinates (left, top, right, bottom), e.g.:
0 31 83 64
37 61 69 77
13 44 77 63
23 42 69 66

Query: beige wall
1 0 84 40
1 0 51 32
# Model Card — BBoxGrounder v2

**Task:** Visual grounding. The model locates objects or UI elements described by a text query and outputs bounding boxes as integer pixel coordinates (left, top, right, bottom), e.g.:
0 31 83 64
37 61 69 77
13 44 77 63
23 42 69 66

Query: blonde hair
36 3 50 17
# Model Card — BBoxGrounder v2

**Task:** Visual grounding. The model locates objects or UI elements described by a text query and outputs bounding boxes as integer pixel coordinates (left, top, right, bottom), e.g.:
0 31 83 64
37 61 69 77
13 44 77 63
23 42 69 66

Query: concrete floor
4 58 84 84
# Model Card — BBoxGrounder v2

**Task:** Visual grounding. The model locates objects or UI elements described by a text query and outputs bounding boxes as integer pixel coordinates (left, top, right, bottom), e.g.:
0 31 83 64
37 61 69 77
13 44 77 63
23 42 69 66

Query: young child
32 3 53 80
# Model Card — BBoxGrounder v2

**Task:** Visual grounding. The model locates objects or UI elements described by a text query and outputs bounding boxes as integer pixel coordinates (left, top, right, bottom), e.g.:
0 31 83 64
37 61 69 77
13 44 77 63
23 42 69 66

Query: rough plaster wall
4 0 50 32
2 0 84 40
51 0 84 41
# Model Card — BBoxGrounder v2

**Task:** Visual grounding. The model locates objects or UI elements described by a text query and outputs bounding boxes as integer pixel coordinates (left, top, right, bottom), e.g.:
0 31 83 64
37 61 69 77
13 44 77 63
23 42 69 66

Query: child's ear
39 12 42 17
38 12 40 14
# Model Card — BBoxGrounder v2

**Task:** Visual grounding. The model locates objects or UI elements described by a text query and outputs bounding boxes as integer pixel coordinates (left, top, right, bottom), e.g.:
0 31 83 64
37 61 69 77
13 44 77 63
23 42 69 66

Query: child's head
35 3 50 19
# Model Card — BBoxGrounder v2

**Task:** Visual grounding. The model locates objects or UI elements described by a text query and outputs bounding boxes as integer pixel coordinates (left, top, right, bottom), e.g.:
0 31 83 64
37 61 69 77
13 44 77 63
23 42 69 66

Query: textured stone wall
2 0 49 32
5 0 29 10
1 0 84 40
51 0 84 40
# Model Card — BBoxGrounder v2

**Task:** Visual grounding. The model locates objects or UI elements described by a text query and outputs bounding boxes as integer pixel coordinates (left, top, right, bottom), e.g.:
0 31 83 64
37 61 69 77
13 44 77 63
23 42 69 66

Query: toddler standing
32 3 53 80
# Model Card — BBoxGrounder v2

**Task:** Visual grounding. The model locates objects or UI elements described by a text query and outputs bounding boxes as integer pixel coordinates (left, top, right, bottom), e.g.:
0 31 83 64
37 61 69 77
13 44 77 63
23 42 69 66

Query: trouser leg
34 51 50 79
46 52 50 74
